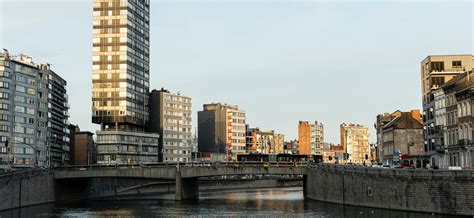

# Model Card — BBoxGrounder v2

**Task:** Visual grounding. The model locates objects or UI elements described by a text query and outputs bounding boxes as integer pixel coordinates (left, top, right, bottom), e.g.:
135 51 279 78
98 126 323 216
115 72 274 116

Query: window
452 61 462 68
15 75 26 83
0 103 9 110
26 108 35 115
0 71 10 78
0 81 9 89
13 126 24 133
431 77 445 88
14 96 25 103
0 114 9 121
27 88 36 95
16 85 25 93
0 92 9 99
15 106 25 113
15 116 25 123
0 125 9 132
25 128 34 134
27 98 35 105
430 62 444 72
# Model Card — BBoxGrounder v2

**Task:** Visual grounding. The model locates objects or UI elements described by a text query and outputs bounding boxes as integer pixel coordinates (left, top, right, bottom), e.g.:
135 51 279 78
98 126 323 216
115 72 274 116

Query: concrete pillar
175 171 199 201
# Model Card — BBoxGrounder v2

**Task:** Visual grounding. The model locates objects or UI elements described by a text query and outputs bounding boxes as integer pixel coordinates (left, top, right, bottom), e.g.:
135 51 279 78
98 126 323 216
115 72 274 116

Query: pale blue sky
1 0 472 143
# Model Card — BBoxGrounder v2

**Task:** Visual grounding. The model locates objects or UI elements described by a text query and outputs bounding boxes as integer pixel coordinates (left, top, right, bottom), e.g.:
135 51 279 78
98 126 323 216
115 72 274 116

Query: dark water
0 187 461 217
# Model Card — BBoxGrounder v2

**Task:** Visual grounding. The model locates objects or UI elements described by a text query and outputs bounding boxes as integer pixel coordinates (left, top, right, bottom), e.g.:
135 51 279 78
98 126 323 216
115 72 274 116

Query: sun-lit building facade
92 0 159 164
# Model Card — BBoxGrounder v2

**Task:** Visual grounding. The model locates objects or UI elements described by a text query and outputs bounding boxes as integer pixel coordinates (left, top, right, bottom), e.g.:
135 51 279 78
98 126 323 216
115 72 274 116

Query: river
0 187 457 217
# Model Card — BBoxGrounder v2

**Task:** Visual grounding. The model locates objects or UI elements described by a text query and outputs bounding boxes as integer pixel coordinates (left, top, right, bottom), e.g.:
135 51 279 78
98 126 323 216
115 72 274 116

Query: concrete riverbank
305 164 474 216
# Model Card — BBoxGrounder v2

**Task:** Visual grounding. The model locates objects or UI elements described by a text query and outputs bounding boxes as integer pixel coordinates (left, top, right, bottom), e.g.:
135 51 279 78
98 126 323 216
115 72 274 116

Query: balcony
458 139 472 146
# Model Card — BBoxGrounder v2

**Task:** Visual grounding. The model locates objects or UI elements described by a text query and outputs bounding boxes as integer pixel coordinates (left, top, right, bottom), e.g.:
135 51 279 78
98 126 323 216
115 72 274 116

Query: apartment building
421 55 473 159
442 72 473 168
340 123 370 164
198 103 246 161
245 127 284 154
298 121 324 155
0 50 70 170
148 88 192 162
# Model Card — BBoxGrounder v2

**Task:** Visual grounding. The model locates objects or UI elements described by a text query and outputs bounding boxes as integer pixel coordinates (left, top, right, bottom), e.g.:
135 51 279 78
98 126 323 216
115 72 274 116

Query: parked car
381 164 390 168
394 162 411 169
371 164 381 168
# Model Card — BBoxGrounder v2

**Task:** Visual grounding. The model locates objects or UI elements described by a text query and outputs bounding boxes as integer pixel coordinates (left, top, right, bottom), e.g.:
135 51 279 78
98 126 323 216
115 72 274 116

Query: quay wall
305 164 474 216
0 170 55 211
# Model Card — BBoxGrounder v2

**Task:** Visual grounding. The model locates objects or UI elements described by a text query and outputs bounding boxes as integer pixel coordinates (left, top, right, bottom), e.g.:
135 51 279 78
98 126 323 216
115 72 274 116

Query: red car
395 160 410 168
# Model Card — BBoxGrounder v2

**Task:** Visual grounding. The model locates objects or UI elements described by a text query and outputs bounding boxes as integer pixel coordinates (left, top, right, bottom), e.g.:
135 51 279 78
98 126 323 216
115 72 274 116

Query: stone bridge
53 162 308 200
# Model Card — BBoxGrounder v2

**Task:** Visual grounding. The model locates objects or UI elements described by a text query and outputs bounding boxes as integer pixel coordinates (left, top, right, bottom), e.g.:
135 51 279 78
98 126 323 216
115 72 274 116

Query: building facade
340 123 370 164
322 145 344 164
421 55 472 105
245 127 284 154
91 0 160 164
442 72 473 169
198 103 246 160
0 51 70 170
284 140 299 154
374 111 401 163
421 55 473 164
92 0 151 129
381 110 425 167
70 125 96 166
274 133 285 154
148 88 192 162
298 121 324 155
431 87 448 168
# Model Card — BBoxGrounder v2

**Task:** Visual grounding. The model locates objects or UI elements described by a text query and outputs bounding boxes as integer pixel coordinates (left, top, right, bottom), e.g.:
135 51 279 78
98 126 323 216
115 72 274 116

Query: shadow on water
0 187 468 218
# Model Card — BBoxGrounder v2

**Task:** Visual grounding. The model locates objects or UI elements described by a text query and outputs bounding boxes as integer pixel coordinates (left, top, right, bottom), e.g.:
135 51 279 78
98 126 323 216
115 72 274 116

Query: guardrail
51 161 309 171
308 163 474 178
0 167 50 180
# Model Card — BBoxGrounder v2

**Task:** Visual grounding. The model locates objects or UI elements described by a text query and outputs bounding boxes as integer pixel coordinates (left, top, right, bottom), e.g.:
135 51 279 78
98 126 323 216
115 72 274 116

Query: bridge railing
52 161 309 171
0 167 50 180
183 161 308 168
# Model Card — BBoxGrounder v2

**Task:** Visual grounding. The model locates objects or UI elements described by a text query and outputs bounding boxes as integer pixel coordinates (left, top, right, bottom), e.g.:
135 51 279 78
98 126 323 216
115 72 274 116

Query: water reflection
0 187 460 217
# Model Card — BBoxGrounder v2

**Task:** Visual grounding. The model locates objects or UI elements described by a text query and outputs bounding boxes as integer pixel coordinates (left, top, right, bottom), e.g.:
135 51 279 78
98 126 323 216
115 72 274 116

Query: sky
1 0 472 143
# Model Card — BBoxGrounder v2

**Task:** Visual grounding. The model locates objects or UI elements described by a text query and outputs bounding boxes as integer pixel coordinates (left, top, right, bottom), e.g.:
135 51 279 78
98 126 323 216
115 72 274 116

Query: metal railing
51 161 309 171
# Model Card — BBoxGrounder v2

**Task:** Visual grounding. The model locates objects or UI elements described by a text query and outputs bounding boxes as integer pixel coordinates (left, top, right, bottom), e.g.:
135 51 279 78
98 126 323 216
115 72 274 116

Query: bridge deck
53 162 308 179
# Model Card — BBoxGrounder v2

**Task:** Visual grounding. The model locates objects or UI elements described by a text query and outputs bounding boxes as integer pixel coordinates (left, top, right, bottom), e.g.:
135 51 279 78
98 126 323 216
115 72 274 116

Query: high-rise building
298 121 324 155
92 0 159 165
92 0 150 131
198 103 246 161
340 123 370 164
148 88 192 162
0 50 70 170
